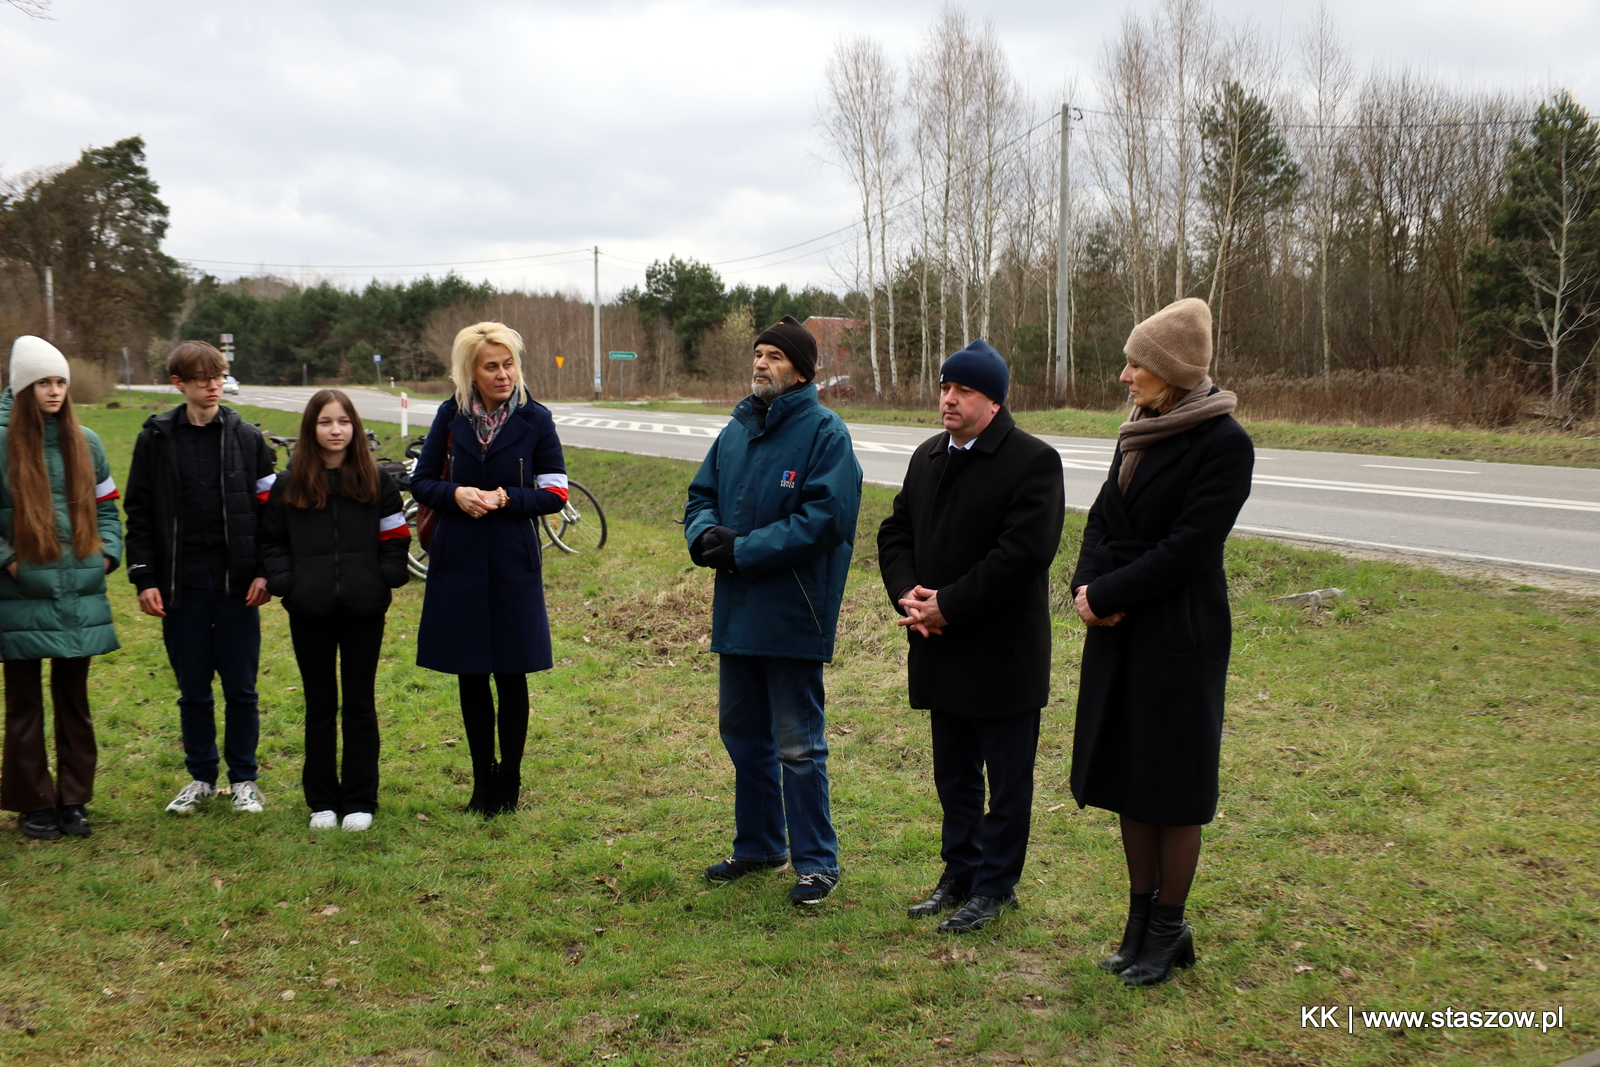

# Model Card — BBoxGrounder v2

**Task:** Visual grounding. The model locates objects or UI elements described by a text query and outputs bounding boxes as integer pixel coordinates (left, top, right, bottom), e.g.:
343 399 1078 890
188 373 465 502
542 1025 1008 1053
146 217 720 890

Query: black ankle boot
1099 890 1157 973
492 765 521 815
464 763 498 816
1118 902 1195 986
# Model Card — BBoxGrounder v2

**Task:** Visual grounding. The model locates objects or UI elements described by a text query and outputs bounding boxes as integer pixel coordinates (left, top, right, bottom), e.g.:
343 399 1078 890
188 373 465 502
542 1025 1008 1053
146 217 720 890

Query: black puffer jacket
259 465 410 619
124 404 278 604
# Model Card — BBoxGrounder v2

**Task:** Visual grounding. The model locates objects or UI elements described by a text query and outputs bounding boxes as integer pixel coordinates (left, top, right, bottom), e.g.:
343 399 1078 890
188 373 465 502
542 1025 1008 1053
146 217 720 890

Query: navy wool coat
410 396 568 675
1069 412 1253 826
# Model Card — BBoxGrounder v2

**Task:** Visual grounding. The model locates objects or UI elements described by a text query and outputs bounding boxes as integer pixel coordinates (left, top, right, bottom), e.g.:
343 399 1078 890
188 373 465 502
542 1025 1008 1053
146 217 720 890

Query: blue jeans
162 582 261 786
718 654 838 876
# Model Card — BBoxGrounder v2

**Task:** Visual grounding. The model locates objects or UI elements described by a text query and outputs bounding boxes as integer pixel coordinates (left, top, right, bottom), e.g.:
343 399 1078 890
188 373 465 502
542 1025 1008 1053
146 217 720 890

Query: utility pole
44 265 55 340
592 246 602 400
1053 104 1075 401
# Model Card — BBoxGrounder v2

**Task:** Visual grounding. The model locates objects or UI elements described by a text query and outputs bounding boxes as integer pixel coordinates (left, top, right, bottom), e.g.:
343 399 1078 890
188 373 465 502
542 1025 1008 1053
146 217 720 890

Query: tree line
4 2 1597 422
817 2 1600 421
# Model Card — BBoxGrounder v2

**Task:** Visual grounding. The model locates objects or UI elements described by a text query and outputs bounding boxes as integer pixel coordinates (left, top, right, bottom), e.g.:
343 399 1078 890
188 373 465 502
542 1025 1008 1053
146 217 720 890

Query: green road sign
608 351 638 360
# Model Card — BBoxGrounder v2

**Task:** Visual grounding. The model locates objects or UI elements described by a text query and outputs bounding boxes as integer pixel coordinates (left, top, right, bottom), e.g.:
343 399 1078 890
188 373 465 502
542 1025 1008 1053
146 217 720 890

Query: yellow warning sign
554 356 565 368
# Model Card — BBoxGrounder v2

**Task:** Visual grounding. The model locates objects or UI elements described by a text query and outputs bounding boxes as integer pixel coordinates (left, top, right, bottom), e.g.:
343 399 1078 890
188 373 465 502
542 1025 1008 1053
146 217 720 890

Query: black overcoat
1069 412 1253 825
877 409 1065 717
410 397 568 675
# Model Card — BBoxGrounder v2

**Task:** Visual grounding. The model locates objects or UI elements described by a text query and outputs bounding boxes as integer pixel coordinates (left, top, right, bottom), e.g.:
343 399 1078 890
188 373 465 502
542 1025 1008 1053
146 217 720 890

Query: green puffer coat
0 388 123 661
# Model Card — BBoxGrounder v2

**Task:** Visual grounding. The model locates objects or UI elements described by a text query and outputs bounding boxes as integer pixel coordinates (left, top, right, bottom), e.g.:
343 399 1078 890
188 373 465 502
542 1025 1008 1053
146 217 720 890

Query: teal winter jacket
684 383 863 662
0 387 123 660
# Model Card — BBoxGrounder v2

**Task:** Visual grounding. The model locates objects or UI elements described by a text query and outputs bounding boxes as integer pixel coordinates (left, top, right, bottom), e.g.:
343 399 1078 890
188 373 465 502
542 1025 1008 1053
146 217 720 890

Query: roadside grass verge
0 412 1594 1065
596 400 1600 469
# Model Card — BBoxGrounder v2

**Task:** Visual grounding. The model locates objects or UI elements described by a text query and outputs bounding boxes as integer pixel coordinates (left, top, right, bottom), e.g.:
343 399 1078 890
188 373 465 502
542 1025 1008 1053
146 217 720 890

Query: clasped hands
896 585 948 638
455 485 510 519
1073 585 1125 628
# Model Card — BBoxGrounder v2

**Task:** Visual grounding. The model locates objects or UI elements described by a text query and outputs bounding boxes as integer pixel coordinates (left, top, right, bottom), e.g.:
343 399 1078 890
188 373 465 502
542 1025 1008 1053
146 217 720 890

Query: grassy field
598 400 1600 469
0 400 1595 1066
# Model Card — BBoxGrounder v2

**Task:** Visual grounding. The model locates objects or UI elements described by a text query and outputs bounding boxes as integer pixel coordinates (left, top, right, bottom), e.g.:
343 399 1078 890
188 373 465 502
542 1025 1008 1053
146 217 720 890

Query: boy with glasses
125 342 278 815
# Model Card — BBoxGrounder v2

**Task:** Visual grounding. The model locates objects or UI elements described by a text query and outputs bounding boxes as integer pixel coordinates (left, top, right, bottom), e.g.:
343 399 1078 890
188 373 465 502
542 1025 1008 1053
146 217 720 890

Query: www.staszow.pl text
1301 1006 1567 1033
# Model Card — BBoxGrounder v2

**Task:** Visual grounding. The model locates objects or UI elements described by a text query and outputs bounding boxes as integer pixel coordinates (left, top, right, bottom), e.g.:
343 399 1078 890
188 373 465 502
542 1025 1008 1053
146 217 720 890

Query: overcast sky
3 0 1597 298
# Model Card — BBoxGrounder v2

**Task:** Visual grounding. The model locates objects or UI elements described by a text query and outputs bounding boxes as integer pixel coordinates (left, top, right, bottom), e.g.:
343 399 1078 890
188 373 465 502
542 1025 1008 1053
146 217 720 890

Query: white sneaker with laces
309 810 338 829
231 781 265 813
341 812 373 832
165 780 217 814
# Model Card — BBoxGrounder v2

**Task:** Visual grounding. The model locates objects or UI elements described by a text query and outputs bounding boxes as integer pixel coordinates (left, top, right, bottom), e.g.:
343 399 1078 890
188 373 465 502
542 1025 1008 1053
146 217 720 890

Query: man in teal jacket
684 316 862 905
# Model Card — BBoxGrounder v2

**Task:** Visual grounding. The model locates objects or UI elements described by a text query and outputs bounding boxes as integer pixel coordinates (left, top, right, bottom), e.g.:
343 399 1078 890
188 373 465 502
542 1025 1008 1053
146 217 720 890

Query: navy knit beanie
754 315 818 382
939 339 1008 405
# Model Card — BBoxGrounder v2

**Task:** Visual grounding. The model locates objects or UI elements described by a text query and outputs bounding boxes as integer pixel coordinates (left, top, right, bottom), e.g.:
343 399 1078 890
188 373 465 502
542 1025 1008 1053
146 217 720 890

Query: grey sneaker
231 781 265 813
166 780 217 814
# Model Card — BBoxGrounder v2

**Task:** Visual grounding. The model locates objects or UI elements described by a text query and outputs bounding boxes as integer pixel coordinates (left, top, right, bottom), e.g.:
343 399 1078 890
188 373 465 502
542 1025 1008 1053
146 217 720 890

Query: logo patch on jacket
780 470 797 489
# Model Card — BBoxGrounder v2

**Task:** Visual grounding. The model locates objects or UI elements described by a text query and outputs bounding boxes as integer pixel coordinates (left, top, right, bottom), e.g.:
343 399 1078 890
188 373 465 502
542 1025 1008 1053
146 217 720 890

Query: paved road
133 385 1600 580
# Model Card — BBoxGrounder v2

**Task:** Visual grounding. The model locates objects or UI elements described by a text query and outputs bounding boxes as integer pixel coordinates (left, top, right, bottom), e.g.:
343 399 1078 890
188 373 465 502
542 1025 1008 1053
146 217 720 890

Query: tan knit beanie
1123 298 1212 390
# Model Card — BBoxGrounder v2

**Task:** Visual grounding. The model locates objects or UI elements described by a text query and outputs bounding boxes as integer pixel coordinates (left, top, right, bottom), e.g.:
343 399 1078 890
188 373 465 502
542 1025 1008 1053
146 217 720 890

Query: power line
179 248 592 270
1070 104 1572 132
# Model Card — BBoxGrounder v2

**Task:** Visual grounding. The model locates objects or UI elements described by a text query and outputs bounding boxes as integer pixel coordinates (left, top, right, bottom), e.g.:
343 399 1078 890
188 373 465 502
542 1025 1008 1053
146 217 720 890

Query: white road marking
1361 464 1480 475
1254 475 1600 513
1233 524 1600 577
550 413 1600 512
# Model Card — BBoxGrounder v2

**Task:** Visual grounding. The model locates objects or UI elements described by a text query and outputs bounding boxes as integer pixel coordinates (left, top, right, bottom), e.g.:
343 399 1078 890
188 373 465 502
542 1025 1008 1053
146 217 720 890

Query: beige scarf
1116 376 1237 494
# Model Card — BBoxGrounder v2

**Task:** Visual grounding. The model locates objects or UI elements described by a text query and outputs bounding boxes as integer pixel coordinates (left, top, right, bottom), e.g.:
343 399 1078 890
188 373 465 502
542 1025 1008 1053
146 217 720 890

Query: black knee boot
1099 891 1157 973
464 762 498 816
1119 902 1195 986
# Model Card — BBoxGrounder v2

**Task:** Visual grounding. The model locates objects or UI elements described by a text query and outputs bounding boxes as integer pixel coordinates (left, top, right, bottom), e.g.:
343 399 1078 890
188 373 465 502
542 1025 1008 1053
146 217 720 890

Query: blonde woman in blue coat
0 337 122 840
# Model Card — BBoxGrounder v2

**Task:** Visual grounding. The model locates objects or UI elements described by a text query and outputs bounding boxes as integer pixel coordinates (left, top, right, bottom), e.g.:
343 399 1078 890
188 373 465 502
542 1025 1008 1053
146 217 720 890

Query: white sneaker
309 810 338 829
341 812 373 832
231 781 265 813
166 780 217 814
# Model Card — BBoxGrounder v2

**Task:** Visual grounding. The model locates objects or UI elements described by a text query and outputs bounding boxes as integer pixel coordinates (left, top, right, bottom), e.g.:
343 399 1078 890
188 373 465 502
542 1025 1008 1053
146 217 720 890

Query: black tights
457 673 529 777
1119 816 1202 907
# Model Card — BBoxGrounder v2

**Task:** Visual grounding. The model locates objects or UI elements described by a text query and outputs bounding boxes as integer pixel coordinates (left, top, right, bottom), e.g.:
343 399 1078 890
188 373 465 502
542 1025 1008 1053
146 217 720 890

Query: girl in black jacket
260 390 409 831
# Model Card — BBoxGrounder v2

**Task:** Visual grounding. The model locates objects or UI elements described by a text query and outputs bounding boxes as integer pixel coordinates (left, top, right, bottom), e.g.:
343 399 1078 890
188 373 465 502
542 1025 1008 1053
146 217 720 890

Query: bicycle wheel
541 481 607 554
403 498 430 579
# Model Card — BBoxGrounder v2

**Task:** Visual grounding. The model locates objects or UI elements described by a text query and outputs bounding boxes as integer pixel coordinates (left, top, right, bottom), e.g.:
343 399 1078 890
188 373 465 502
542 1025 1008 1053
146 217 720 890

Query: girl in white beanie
0 336 123 840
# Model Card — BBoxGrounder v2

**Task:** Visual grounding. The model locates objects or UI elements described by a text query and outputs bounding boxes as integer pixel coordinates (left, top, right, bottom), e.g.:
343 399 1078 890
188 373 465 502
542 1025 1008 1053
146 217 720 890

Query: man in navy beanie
877 339 1065 931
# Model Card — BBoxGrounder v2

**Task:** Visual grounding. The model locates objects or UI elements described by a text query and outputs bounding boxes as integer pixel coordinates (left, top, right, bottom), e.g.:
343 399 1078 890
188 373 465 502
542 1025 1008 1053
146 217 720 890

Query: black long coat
877 410 1065 717
410 397 568 675
1069 413 1253 825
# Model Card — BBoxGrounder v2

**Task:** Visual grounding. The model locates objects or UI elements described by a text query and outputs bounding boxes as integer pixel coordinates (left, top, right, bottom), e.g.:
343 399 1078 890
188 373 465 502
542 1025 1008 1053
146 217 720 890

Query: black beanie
754 315 817 382
939 338 1009 405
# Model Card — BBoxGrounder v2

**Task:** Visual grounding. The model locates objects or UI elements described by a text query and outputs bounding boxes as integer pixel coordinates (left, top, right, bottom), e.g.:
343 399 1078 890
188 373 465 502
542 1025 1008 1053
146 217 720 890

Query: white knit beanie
10 335 71 391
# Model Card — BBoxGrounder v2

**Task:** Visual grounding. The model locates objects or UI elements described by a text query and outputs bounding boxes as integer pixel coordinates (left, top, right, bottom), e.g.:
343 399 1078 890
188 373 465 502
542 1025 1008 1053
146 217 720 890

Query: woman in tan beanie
1067 298 1255 986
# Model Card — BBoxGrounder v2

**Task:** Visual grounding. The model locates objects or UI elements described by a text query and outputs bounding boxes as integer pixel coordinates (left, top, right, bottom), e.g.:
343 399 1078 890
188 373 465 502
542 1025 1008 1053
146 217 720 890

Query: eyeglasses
185 375 227 386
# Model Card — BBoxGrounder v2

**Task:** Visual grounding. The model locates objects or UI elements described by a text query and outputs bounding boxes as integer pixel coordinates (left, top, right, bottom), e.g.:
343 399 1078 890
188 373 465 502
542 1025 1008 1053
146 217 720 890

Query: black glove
691 526 739 572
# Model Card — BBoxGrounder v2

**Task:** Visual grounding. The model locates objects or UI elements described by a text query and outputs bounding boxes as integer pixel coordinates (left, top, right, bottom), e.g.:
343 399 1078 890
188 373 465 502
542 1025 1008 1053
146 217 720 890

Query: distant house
802 316 862 379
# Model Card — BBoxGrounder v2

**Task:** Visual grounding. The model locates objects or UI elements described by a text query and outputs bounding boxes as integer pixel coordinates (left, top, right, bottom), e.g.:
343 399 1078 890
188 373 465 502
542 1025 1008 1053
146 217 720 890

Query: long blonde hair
7 385 101 564
449 322 526 410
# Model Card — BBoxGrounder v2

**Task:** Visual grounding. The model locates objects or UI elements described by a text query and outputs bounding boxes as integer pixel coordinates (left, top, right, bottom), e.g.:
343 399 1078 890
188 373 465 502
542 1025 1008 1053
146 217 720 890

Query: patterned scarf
466 385 515 452
1115 376 1238 494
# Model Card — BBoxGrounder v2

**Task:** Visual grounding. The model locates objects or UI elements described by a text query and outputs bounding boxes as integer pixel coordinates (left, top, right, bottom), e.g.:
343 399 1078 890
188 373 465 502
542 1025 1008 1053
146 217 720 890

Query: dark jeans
718 654 838 876
1 658 95 812
290 613 385 815
930 708 1041 899
162 583 260 785
458 673 528 777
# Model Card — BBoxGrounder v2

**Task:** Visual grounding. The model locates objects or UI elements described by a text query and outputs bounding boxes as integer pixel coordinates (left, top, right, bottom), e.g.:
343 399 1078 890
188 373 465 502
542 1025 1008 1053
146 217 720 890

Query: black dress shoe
908 877 969 918
1118 903 1196 986
1099 890 1157 972
938 893 1017 933
57 804 91 838
19 808 62 841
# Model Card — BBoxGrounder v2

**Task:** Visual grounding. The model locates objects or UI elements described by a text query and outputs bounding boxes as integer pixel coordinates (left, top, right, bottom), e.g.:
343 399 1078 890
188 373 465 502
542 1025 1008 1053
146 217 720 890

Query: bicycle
393 435 606 579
